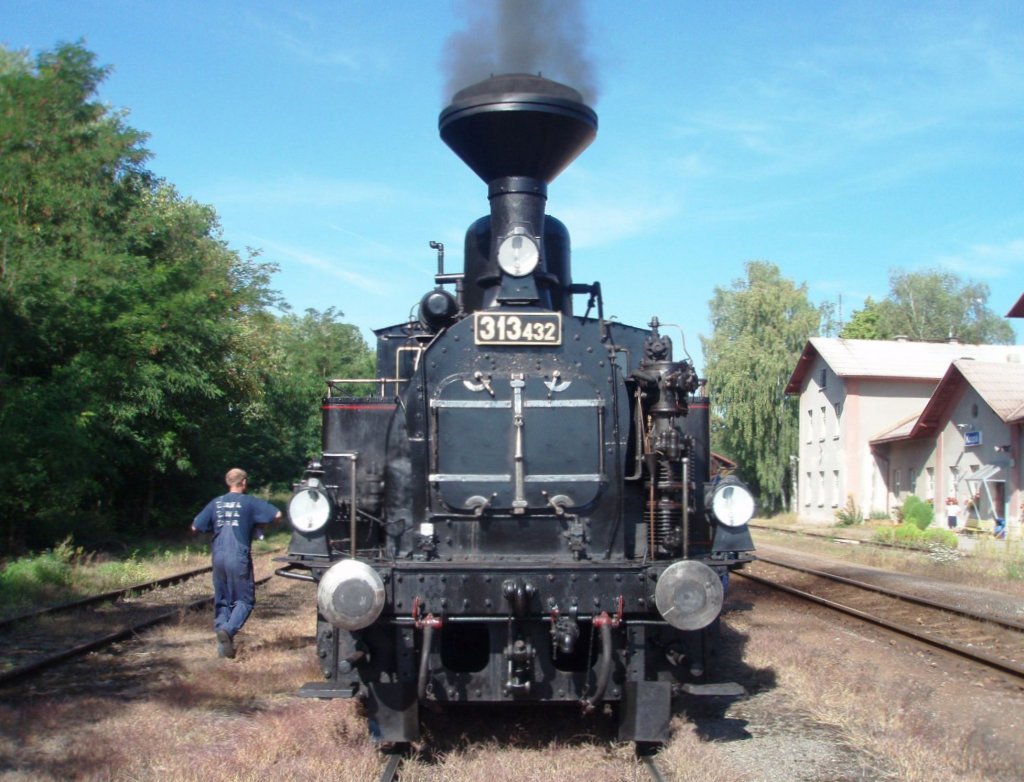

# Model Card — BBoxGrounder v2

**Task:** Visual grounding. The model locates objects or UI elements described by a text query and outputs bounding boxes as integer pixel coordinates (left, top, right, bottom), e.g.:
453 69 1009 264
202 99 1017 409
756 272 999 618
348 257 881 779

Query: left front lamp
317 559 386 630
287 479 333 534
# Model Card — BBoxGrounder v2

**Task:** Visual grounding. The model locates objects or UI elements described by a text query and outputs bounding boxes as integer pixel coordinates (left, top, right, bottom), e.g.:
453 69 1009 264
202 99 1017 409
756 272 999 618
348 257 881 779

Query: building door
993 480 1006 521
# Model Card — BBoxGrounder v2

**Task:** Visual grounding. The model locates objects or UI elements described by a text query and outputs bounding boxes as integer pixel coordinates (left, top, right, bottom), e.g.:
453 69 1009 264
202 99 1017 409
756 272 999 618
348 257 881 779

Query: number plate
474 312 562 346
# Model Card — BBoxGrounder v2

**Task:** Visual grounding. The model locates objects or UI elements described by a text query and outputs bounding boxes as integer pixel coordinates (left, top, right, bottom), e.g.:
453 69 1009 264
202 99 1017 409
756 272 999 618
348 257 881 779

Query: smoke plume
442 0 598 104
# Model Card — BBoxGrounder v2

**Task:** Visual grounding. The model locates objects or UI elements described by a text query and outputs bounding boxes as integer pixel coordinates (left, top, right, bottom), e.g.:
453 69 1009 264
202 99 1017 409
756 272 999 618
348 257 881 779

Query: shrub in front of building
895 495 934 530
834 496 864 526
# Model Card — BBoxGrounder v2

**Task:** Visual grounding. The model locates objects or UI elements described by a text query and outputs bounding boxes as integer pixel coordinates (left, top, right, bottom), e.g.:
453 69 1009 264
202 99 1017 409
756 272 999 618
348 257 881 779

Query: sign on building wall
964 430 982 447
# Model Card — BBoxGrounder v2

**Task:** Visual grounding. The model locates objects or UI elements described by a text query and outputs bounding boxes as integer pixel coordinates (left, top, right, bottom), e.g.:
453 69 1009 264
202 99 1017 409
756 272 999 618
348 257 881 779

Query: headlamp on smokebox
497 233 540 277
288 478 333 534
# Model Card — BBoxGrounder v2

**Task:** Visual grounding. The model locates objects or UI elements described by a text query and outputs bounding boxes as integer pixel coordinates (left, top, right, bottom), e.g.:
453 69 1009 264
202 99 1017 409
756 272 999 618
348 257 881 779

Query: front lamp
710 479 755 528
287 479 333 534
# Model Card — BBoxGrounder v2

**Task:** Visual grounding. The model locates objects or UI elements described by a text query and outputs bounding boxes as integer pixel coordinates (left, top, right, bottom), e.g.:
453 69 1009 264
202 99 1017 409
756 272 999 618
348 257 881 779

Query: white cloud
243 10 388 74
937 238 1024 279
209 176 395 208
556 199 680 250
249 235 391 295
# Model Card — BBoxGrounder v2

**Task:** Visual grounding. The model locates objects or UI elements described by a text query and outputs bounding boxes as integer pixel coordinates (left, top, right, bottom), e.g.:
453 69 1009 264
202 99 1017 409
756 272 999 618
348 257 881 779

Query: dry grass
0 575 759 782
4 542 1023 781
753 523 1024 597
730 577 1024 782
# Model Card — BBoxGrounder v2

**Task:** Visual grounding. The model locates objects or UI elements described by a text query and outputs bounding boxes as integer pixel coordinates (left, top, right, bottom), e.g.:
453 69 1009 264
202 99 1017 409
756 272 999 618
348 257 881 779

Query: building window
832 470 840 507
806 409 813 443
971 403 979 419
926 467 934 500
819 406 826 441
909 468 916 495
819 368 827 389
893 469 901 498
818 471 825 507
805 471 812 506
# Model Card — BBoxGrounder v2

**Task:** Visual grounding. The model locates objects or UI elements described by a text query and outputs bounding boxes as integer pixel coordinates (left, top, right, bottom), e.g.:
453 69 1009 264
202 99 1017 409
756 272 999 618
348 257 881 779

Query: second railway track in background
737 555 1024 680
0 565 213 631
0 562 276 687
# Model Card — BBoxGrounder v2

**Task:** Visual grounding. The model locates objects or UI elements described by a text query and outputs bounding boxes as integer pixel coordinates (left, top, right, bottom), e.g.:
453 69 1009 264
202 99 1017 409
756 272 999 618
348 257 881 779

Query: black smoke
442 0 598 104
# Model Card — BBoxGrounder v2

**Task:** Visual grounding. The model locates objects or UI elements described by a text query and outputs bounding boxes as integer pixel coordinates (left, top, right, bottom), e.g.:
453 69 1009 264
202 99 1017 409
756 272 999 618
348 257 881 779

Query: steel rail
735 570 1024 680
0 573 274 687
756 554 1024 633
377 751 404 782
639 754 668 782
0 565 213 630
750 523 903 550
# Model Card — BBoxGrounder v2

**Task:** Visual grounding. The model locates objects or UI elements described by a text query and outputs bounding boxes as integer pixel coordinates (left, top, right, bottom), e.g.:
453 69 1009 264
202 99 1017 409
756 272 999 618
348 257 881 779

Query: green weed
834 496 864 527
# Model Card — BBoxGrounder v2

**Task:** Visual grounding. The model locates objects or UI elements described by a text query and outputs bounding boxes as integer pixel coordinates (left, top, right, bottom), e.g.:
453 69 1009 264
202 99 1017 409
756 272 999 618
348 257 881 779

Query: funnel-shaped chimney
439 74 597 184
440 75 596 310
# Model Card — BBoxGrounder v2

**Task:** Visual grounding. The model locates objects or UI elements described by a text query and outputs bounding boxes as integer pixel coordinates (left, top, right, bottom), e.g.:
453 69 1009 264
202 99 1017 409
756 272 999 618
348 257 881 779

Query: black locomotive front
279 74 755 745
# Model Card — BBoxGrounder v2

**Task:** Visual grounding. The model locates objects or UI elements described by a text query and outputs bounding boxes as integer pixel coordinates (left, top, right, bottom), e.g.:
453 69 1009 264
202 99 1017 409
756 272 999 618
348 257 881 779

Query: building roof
870 411 923 444
1008 292 1024 318
786 338 1024 395
954 358 1024 422
871 359 1024 444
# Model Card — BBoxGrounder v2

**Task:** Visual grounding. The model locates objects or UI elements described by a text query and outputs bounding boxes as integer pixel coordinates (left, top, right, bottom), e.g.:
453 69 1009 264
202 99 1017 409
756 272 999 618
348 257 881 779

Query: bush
898 495 934 530
0 537 82 612
1006 557 1024 581
922 528 957 548
874 523 923 546
834 496 863 526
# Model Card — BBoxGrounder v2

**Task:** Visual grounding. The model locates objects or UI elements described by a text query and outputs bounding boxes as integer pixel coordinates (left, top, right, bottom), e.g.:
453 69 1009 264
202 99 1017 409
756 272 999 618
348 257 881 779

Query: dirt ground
1 542 1022 781
715 574 1024 781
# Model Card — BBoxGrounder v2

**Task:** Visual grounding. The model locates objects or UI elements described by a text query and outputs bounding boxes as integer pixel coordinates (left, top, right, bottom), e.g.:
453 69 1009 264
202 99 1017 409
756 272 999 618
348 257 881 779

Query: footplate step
679 682 747 697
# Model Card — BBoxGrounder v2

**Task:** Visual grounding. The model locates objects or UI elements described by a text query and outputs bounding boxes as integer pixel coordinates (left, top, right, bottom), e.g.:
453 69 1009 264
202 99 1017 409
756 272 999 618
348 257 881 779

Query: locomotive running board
678 682 747 697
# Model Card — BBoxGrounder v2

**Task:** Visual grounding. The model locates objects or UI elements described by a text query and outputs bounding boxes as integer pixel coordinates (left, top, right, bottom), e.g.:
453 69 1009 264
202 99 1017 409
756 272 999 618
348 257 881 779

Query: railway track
0 565 213 630
737 555 1024 680
749 522 905 550
0 563 274 686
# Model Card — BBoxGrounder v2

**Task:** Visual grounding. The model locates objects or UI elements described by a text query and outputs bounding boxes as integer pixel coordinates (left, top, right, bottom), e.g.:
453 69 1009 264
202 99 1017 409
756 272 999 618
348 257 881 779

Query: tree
0 42 377 552
855 269 1013 344
0 43 274 548
237 308 375 485
840 297 884 339
1 42 155 547
701 261 822 512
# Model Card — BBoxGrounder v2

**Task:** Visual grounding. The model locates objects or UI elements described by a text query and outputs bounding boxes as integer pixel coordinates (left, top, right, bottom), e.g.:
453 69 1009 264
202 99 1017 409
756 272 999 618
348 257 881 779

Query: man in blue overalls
192 468 281 658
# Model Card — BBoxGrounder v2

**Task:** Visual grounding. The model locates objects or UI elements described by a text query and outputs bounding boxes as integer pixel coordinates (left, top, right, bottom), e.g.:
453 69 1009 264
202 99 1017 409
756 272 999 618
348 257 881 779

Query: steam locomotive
278 74 755 745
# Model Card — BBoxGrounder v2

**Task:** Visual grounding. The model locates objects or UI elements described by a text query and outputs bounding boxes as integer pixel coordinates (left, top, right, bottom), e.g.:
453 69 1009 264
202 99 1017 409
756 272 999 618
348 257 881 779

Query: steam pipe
417 622 435 700
580 618 614 712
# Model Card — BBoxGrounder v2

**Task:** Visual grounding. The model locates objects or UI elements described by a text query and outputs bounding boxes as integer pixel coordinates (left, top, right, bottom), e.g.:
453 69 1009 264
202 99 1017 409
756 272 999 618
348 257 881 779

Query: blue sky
5 0 1022 367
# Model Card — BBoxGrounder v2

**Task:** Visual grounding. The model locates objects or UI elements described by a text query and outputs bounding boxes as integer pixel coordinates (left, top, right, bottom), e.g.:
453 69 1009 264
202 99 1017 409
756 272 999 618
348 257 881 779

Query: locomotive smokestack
439 74 596 184
439 74 596 308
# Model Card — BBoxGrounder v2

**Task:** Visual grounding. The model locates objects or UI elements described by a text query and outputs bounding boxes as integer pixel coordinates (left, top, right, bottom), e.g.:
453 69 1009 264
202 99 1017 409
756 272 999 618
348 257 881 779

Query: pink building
785 338 1024 538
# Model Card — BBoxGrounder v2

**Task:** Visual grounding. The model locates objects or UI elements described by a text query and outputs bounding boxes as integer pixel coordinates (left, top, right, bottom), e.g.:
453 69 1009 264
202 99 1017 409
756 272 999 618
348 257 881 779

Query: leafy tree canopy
839 296 883 339
701 261 822 512
841 269 1013 344
0 43 373 552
